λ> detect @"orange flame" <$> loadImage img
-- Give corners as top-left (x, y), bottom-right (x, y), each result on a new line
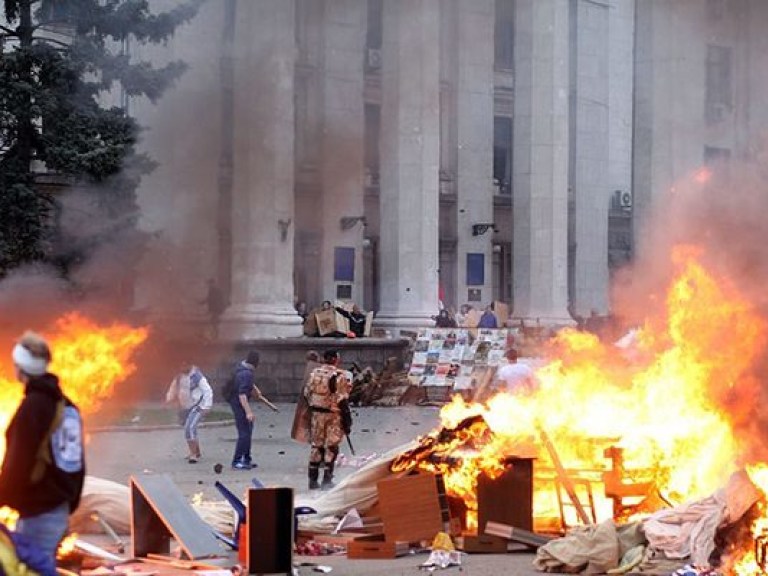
top-left (0, 312), bottom-right (148, 467)
top-left (56, 532), bottom-right (79, 559)
top-left (395, 246), bottom-right (767, 532)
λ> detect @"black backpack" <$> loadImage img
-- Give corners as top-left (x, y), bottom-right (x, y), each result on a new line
top-left (221, 374), bottom-right (236, 401)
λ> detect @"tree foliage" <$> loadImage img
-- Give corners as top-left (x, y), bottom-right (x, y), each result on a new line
top-left (0, 0), bottom-right (202, 275)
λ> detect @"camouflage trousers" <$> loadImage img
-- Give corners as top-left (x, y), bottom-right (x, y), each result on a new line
top-left (310, 411), bottom-right (344, 464)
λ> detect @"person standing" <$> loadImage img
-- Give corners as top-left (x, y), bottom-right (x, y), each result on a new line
top-left (302, 350), bottom-right (352, 490)
top-left (0, 331), bottom-right (85, 566)
top-left (495, 348), bottom-right (537, 394)
top-left (224, 351), bottom-right (263, 470)
top-left (165, 362), bottom-right (213, 463)
top-left (478, 304), bottom-right (499, 328)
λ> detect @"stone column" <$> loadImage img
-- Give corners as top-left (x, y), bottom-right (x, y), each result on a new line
top-left (320, 0), bottom-right (366, 305)
top-left (455, 0), bottom-right (495, 310)
top-left (512, 0), bottom-right (572, 324)
top-left (375, 0), bottom-right (441, 330)
top-left (219, 0), bottom-right (302, 339)
top-left (571, 0), bottom-right (610, 316)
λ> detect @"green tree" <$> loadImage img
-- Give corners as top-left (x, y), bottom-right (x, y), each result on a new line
top-left (0, 0), bottom-right (202, 276)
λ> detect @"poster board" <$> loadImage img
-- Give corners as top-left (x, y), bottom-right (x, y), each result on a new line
top-left (364, 311), bottom-right (374, 337)
top-left (408, 328), bottom-right (509, 389)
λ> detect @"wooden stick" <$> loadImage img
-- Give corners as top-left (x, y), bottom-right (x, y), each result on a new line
top-left (537, 427), bottom-right (591, 525)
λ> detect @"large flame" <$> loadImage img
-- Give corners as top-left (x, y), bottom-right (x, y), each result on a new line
top-left (0, 312), bottom-right (149, 458)
top-left (394, 246), bottom-right (767, 531)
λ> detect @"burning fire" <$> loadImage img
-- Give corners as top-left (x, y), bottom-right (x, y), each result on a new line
top-left (729, 465), bottom-right (768, 574)
top-left (394, 246), bottom-right (767, 532)
top-left (0, 312), bottom-right (148, 460)
top-left (56, 533), bottom-right (79, 559)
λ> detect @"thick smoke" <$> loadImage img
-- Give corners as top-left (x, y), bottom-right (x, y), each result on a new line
top-left (611, 150), bottom-right (768, 464)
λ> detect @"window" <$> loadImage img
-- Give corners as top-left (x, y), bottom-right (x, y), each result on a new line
top-left (494, 0), bottom-right (515, 70)
top-left (705, 45), bottom-right (732, 124)
top-left (493, 116), bottom-right (513, 195)
top-left (334, 247), bottom-right (355, 282)
top-left (467, 253), bottom-right (485, 286)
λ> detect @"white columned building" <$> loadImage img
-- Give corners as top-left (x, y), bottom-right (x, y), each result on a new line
top-left (219, 0), bottom-right (302, 339)
top-left (455, 0), bottom-right (495, 310)
top-left (511, 0), bottom-right (572, 324)
top-left (375, 0), bottom-right (441, 331)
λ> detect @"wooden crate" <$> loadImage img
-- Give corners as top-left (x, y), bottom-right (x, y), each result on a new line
top-left (377, 473), bottom-right (453, 542)
top-left (346, 534), bottom-right (409, 559)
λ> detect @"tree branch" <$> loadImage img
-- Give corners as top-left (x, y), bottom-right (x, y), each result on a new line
top-left (0, 25), bottom-right (17, 36)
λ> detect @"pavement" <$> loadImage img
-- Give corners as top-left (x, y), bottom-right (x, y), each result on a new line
top-left (86, 402), bottom-right (544, 576)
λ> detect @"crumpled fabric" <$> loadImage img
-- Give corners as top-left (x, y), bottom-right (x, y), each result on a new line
top-left (533, 520), bottom-right (646, 574)
top-left (642, 470), bottom-right (760, 566)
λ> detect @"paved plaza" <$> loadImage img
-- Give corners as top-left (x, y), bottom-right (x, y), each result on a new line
top-left (87, 402), bottom-right (545, 575)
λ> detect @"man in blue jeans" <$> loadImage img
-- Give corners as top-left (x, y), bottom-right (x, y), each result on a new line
top-left (226, 350), bottom-right (263, 469)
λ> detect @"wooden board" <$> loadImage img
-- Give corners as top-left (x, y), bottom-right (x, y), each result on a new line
top-left (245, 487), bottom-right (294, 574)
top-left (130, 473), bottom-right (223, 560)
top-left (477, 458), bottom-right (534, 534)
top-left (377, 473), bottom-right (453, 543)
top-left (455, 534), bottom-right (508, 554)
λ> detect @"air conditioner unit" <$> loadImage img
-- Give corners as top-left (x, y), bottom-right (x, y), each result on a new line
top-left (367, 48), bottom-right (382, 70)
top-left (619, 191), bottom-right (633, 208)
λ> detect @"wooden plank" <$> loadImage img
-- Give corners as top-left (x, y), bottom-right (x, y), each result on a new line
top-left (130, 473), bottom-right (223, 560)
top-left (537, 429), bottom-right (591, 525)
top-left (377, 473), bottom-right (453, 542)
top-left (477, 458), bottom-right (534, 533)
top-left (484, 521), bottom-right (553, 548)
top-left (245, 487), bottom-right (294, 575)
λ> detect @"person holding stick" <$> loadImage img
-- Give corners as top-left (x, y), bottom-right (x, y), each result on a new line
top-left (223, 350), bottom-right (277, 470)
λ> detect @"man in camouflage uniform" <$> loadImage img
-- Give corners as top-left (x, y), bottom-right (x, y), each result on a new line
top-left (303, 350), bottom-right (352, 490)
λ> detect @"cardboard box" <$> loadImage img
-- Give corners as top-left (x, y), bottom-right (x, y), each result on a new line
top-left (315, 309), bottom-right (347, 336)
top-left (493, 301), bottom-right (509, 328)
top-left (455, 534), bottom-right (508, 554)
top-left (377, 473), bottom-right (454, 543)
top-left (346, 534), bottom-right (409, 559)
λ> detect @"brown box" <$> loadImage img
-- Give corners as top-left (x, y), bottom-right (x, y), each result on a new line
top-left (377, 473), bottom-right (454, 542)
top-left (455, 534), bottom-right (508, 554)
top-left (316, 309), bottom-right (347, 336)
top-left (493, 301), bottom-right (509, 328)
top-left (346, 534), bottom-right (409, 559)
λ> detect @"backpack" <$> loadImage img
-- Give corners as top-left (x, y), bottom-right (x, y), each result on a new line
top-left (32, 399), bottom-right (84, 482)
top-left (221, 374), bottom-right (236, 401)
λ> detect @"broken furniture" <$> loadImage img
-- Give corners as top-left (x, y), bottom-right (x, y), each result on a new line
top-left (603, 446), bottom-right (656, 520)
top-left (377, 472), bottom-right (456, 542)
top-left (214, 480), bottom-right (315, 550)
top-left (245, 487), bottom-right (294, 575)
top-left (130, 473), bottom-right (223, 560)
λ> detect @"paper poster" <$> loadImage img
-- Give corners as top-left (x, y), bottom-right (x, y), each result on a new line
top-left (408, 328), bottom-right (509, 388)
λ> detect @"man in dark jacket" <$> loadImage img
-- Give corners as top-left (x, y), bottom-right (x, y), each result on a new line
top-left (335, 304), bottom-right (367, 338)
top-left (225, 350), bottom-right (263, 469)
top-left (0, 331), bottom-right (85, 566)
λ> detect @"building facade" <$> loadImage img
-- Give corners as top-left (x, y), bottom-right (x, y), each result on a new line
top-left (129, 0), bottom-right (768, 339)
